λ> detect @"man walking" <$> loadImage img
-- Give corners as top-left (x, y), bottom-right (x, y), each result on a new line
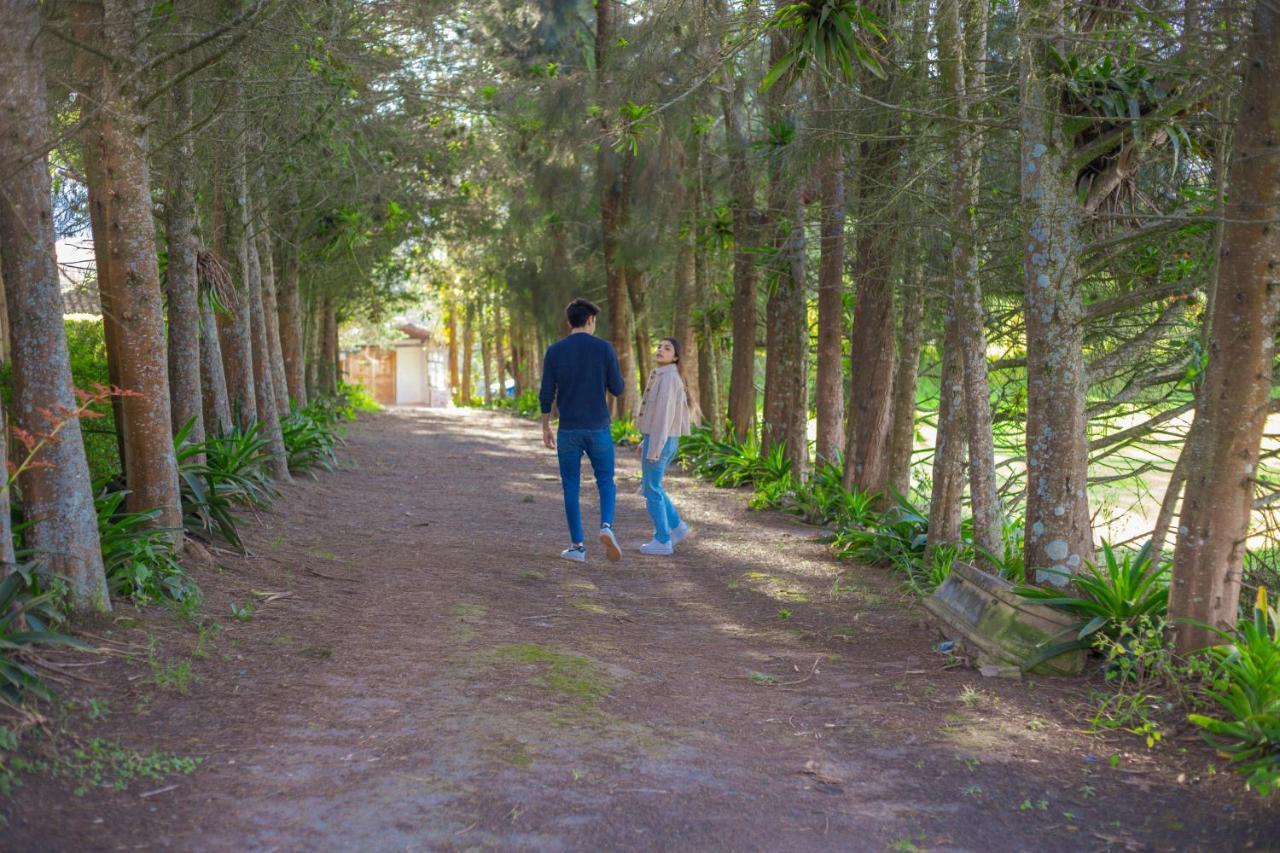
top-left (540, 298), bottom-right (625, 562)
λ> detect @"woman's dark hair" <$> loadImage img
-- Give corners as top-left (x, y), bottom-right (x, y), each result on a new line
top-left (565, 298), bottom-right (601, 329)
top-left (659, 337), bottom-right (691, 407)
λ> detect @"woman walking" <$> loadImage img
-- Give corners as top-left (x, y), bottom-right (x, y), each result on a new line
top-left (635, 337), bottom-right (693, 555)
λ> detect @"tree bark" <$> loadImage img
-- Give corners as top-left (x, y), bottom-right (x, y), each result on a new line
top-left (462, 302), bottom-right (475, 403)
top-left (721, 72), bottom-right (759, 441)
top-left (481, 301), bottom-right (494, 404)
top-left (218, 148), bottom-right (257, 426)
top-left (1170, 0), bottom-right (1280, 653)
top-left (943, 0), bottom-right (1002, 567)
top-left (815, 86), bottom-right (845, 464)
top-left (1019, 0), bottom-right (1093, 585)
top-left (316, 296), bottom-right (338, 397)
top-left (843, 14), bottom-right (904, 496)
top-left (927, 309), bottom-right (967, 556)
top-left (1, 1), bottom-right (109, 606)
top-left (693, 128), bottom-right (721, 433)
top-left (448, 300), bottom-right (460, 402)
top-left (163, 73), bottom-right (204, 448)
top-left (887, 263), bottom-right (924, 498)
top-left (244, 189), bottom-right (290, 480)
top-left (596, 0), bottom-right (640, 418)
top-left (75, 0), bottom-right (183, 538)
top-left (629, 268), bottom-right (655, 386)
top-left (673, 217), bottom-right (703, 425)
top-left (255, 205), bottom-right (290, 418)
top-left (199, 292), bottom-right (232, 436)
top-left (761, 48), bottom-right (808, 475)
top-left (276, 187), bottom-right (307, 408)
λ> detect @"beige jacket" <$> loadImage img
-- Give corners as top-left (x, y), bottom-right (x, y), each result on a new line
top-left (636, 364), bottom-right (691, 460)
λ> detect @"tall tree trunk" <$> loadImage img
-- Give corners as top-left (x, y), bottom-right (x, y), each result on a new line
top-left (276, 187), bottom-right (307, 407)
top-left (887, 262), bottom-right (924, 498)
top-left (244, 188), bottom-right (290, 480)
top-left (304, 293), bottom-right (320, 399)
top-left (843, 12), bottom-right (904, 496)
top-left (0, 2), bottom-right (109, 606)
top-left (721, 71), bottom-right (759, 441)
top-left (927, 311), bottom-right (967, 556)
top-left (481, 302), bottom-right (494, 404)
top-left (0, 396), bottom-right (12, 571)
top-left (447, 300), bottom-right (460, 402)
top-left (1019, 0), bottom-right (1093, 585)
top-left (695, 242), bottom-right (721, 435)
top-left (596, 0), bottom-right (640, 418)
top-left (462, 302), bottom-right (475, 404)
top-left (762, 48), bottom-right (808, 475)
top-left (629, 268), bottom-right (655, 385)
top-left (319, 297), bottom-right (338, 397)
top-left (163, 72), bottom-right (204, 448)
top-left (1170, 0), bottom-right (1280, 653)
top-left (218, 138), bottom-right (257, 426)
top-left (943, 0), bottom-right (1001, 567)
top-left (200, 293), bottom-right (232, 436)
top-left (75, 0), bottom-right (182, 538)
top-left (815, 86), bottom-right (845, 464)
top-left (255, 206), bottom-right (290, 418)
top-left (672, 218), bottom-right (703, 425)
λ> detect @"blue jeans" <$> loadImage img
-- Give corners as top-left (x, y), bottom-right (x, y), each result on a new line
top-left (557, 428), bottom-right (616, 545)
top-left (641, 435), bottom-right (682, 543)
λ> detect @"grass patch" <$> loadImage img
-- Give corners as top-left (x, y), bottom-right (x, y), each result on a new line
top-left (493, 643), bottom-right (612, 705)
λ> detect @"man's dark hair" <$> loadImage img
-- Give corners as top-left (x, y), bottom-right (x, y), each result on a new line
top-left (565, 298), bottom-right (601, 329)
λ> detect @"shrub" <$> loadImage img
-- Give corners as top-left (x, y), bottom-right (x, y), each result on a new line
top-left (335, 381), bottom-right (382, 418)
top-left (832, 492), bottom-right (928, 578)
top-left (281, 406), bottom-right (342, 475)
top-left (1016, 542), bottom-right (1169, 669)
top-left (63, 319), bottom-right (120, 482)
top-left (1189, 587), bottom-right (1280, 797)
top-left (95, 489), bottom-right (199, 612)
top-left (175, 419), bottom-right (274, 550)
top-left (611, 416), bottom-right (642, 446)
top-left (0, 564), bottom-right (89, 703)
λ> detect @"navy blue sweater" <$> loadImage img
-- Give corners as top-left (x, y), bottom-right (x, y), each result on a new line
top-left (539, 332), bottom-right (625, 431)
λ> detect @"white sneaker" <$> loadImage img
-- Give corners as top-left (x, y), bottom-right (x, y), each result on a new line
top-left (561, 545), bottom-right (586, 562)
top-left (670, 521), bottom-right (690, 545)
top-left (639, 539), bottom-right (673, 555)
top-left (598, 526), bottom-right (622, 562)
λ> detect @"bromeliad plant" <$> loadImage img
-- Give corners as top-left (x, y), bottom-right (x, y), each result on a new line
top-left (0, 565), bottom-right (89, 703)
top-left (1016, 542), bottom-right (1169, 670)
top-left (281, 406), bottom-right (342, 476)
top-left (175, 419), bottom-right (274, 550)
top-left (1189, 587), bottom-right (1280, 797)
top-left (94, 489), bottom-right (199, 612)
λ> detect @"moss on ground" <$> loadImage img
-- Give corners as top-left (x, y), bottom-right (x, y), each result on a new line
top-left (492, 644), bottom-right (612, 706)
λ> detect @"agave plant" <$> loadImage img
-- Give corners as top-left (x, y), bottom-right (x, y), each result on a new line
top-left (1017, 542), bottom-right (1169, 669)
top-left (1188, 587), bottom-right (1280, 797)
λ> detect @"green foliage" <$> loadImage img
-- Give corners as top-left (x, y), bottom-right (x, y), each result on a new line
top-left (95, 489), bottom-right (200, 612)
top-left (175, 419), bottom-right (274, 551)
top-left (610, 416), bottom-right (641, 446)
top-left (0, 565), bottom-right (90, 704)
top-left (61, 319), bottom-right (120, 483)
top-left (281, 405), bottom-right (342, 475)
top-left (675, 426), bottom-right (778, 488)
top-left (783, 459), bottom-right (879, 528)
top-left (1189, 588), bottom-right (1280, 797)
top-left (833, 493), bottom-right (928, 576)
top-left (1016, 542), bottom-right (1169, 669)
top-left (763, 0), bottom-right (888, 91)
top-left (335, 380), bottom-right (382, 417)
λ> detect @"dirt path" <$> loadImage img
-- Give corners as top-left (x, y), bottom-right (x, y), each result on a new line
top-left (9, 408), bottom-right (1278, 851)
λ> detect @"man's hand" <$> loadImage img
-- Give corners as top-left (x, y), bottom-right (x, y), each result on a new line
top-left (541, 414), bottom-right (556, 450)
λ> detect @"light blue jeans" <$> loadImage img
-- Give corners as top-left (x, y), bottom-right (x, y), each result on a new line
top-left (557, 428), bottom-right (616, 545)
top-left (641, 435), bottom-right (682, 543)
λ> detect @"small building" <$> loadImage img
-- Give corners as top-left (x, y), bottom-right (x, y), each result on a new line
top-left (340, 323), bottom-right (450, 407)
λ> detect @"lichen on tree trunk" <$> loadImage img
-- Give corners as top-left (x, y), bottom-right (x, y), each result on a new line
top-left (1018, 0), bottom-right (1093, 585)
top-left (1, 1), bottom-right (109, 607)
